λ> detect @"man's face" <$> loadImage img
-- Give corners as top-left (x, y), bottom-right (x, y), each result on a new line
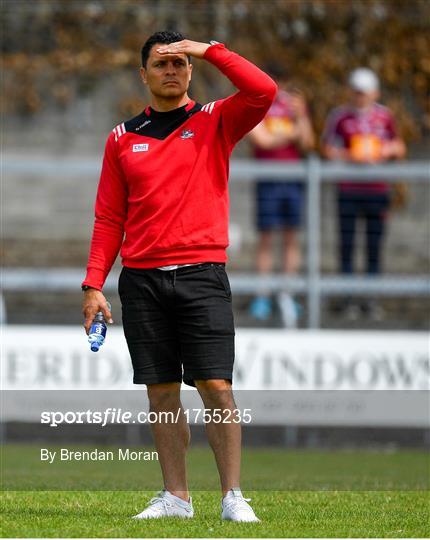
top-left (350, 89), bottom-right (379, 109)
top-left (140, 43), bottom-right (192, 99)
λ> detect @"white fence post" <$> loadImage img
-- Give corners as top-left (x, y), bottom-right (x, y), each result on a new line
top-left (0, 293), bottom-right (6, 325)
top-left (306, 155), bottom-right (321, 328)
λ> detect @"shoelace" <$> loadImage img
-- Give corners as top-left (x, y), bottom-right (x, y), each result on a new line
top-left (147, 495), bottom-right (173, 514)
top-left (223, 496), bottom-right (253, 513)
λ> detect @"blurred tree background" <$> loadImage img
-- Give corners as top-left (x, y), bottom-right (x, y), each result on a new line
top-left (2, 0), bottom-right (429, 152)
top-left (1, 0), bottom-right (429, 327)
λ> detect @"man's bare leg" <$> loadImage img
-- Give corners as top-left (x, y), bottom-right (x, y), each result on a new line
top-left (147, 382), bottom-right (190, 501)
top-left (256, 230), bottom-right (274, 274)
top-left (194, 379), bottom-right (241, 496)
top-left (282, 227), bottom-right (301, 274)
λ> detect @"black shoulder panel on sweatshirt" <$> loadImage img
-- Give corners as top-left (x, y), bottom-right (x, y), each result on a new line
top-left (124, 103), bottom-right (202, 140)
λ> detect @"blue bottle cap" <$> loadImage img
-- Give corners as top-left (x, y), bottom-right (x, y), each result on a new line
top-left (90, 342), bottom-right (100, 352)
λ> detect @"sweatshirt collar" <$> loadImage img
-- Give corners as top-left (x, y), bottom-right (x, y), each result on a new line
top-left (145, 100), bottom-right (195, 117)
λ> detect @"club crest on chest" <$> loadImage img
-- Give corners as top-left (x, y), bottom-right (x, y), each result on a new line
top-left (180, 129), bottom-right (195, 139)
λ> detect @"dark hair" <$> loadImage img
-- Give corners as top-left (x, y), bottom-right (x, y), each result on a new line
top-left (141, 30), bottom-right (189, 67)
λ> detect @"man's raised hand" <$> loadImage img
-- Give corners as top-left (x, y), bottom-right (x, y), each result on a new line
top-left (156, 40), bottom-right (211, 59)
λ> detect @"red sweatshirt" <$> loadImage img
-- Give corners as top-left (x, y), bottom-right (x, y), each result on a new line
top-left (83, 43), bottom-right (277, 290)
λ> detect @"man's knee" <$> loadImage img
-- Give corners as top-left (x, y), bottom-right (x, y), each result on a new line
top-left (147, 382), bottom-right (181, 411)
top-left (195, 379), bottom-right (234, 408)
top-left (195, 379), bottom-right (231, 391)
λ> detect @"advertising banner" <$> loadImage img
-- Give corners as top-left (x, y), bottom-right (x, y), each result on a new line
top-left (2, 326), bottom-right (428, 391)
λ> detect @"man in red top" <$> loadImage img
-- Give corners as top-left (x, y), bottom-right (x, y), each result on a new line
top-left (82, 31), bottom-right (276, 521)
top-left (248, 65), bottom-right (314, 326)
top-left (322, 68), bottom-right (406, 319)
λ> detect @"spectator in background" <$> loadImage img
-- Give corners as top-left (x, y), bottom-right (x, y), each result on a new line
top-left (322, 68), bottom-right (406, 320)
top-left (247, 65), bottom-right (314, 327)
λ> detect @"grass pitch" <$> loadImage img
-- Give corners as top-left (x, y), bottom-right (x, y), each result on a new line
top-left (2, 445), bottom-right (428, 491)
top-left (2, 490), bottom-right (429, 538)
top-left (1, 445), bottom-right (429, 537)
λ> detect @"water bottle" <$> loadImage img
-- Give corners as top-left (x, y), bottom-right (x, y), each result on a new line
top-left (88, 302), bottom-right (111, 352)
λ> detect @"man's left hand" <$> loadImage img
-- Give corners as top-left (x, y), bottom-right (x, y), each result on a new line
top-left (156, 40), bottom-right (211, 59)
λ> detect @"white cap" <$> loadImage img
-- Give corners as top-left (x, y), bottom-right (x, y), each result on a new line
top-left (348, 68), bottom-right (379, 93)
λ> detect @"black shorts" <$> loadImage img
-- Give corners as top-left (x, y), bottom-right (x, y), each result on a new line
top-left (118, 263), bottom-right (235, 387)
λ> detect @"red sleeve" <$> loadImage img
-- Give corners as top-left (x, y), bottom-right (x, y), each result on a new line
top-left (203, 43), bottom-right (277, 146)
top-left (82, 131), bottom-right (128, 290)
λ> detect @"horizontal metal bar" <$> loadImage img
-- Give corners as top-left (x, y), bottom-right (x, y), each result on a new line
top-left (3, 156), bottom-right (430, 181)
top-left (2, 269), bottom-right (429, 296)
top-left (230, 274), bottom-right (430, 296)
top-left (231, 160), bottom-right (430, 181)
top-left (318, 276), bottom-right (430, 296)
top-left (230, 161), bottom-right (307, 179)
top-left (318, 161), bottom-right (430, 180)
top-left (3, 158), bottom-right (101, 175)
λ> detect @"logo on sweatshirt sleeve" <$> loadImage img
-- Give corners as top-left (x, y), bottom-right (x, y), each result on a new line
top-left (133, 143), bottom-right (149, 152)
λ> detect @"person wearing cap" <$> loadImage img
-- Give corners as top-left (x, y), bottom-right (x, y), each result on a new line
top-left (322, 68), bottom-right (406, 320)
top-left (247, 65), bottom-right (315, 326)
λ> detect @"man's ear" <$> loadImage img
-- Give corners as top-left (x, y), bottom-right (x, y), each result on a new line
top-left (188, 63), bottom-right (193, 83)
top-left (140, 67), bottom-right (147, 85)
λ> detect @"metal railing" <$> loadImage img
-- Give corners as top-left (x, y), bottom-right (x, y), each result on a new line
top-left (2, 156), bottom-right (430, 327)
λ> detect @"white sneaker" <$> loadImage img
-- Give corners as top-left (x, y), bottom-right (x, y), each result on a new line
top-left (132, 490), bottom-right (194, 519)
top-left (221, 488), bottom-right (260, 522)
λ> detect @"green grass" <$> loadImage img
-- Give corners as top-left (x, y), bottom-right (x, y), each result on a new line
top-left (1, 445), bottom-right (429, 537)
top-left (2, 445), bottom-right (428, 491)
top-left (1, 490), bottom-right (429, 537)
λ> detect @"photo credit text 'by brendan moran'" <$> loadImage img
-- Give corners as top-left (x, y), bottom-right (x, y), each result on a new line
top-left (40, 448), bottom-right (159, 463)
